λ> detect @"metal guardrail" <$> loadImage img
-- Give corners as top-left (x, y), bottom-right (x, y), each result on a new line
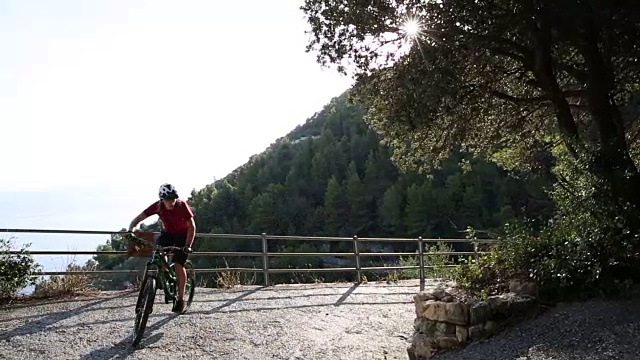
top-left (1, 228), bottom-right (497, 291)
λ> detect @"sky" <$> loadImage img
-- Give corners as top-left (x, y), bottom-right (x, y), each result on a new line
top-left (0, 0), bottom-right (354, 271)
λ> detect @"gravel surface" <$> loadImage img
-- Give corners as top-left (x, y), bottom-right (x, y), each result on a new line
top-left (4, 280), bottom-right (640, 360)
top-left (0, 280), bottom-right (424, 360)
top-left (434, 297), bottom-right (640, 360)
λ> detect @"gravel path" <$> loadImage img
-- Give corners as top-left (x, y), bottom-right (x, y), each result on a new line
top-left (0, 280), bottom-right (424, 360)
top-left (4, 280), bottom-right (640, 360)
top-left (434, 297), bottom-right (640, 360)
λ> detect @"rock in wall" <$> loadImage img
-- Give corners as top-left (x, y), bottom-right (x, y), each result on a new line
top-left (407, 280), bottom-right (538, 359)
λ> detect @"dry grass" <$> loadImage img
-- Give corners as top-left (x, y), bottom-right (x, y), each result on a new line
top-left (214, 258), bottom-right (257, 289)
top-left (33, 256), bottom-right (98, 298)
top-left (215, 270), bottom-right (242, 289)
top-left (33, 274), bottom-right (98, 298)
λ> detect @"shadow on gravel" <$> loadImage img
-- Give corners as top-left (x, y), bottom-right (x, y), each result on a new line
top-left (191, 300), bottom-right (413, 315)
top-left (191, 283), bottom-right (413, 314)
top-left (0, 295), bottom-right (119, 341)
top-left (1, 291), bottom-right (137, 311)
top-left (335, 283), bottom-right (359, 305)
top-left (44, 311), bottom-right (171, 332)
top-left (210, 286), bottom-right (266, 312)
top-left (193, 290), bottom-right (416, 304)
top-left (0, 303), bottom-right (136, 324)
top-left (78, 313), bottom-right (178, 360)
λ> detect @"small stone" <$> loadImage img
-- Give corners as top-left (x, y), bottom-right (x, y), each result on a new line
top-left (410, 333), bottom-right (436, 359)
top-left (486, 295), bottom-right (511, 316)
top-left (469, 301), bottom-right (491, 325)
top-left (455, 325), bottom-right (468, 343)
top-left (468, 324), bottom-right (485, 341)
top-left (421, 301), bottom-right (469, 326)
top-left (432, 288), bottom-right (447, 300)
top-left (414, 317), bottom-right (438, 337)
top-left (435, 322), bottom-right (456, 336)
top-left (407, 347), bottom-right (417, 360)
top-left (415, 291), bottom-right (436, 302)
top-left (484, 320), bottom-right (498, 334)
top-left (434, 335), bottom-right (460, 349)
top-left (507, 294), bottom-right (537, 315)
top-left (509, 279), bottom-right (538, 297)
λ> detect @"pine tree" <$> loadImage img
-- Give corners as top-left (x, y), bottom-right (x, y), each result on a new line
top-left (323, 176), bottom-right (346, 236)
top-left (380, 183), bottom-right (404, 236)
top-left (345, 161), bottom-right (369, 236)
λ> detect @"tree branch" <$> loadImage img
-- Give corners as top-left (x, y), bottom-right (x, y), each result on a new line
top-left (492, 90), bottom-right (588, 105)
top-left (492, 91), bottom-right (547, 104)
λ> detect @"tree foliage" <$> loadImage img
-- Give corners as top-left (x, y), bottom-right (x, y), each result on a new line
top-left (301, 1), bottom-right (640, 298)
top-left (301, 0), bottom-right (640, 213)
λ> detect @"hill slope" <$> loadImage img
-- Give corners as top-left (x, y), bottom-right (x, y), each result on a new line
top-left (86, 91), bottom-right (555, 287)
top-left (188, 91), bottom-right (554, 239)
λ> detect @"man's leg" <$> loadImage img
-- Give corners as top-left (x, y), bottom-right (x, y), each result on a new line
top-left (175, 263), bottom-right (186, 301)
top-left (156, 232), bottom-right (170, 273)
top-left (172, 235), bottom-right (188, 313)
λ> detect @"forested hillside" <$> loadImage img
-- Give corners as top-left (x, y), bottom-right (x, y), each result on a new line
top-left (87, 91), bottom-right (554, 288)
top-left (188, 92), bottom-right (554, 238)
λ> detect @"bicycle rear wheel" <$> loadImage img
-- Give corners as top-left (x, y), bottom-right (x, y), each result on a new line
top-left (132, 275), bottom-right (157, 347)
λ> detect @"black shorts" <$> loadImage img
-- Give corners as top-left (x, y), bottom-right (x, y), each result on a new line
top-left (156, 231), bottom-right (188, 266)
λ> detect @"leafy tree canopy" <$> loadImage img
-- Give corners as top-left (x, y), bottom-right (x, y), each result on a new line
top-left (301, 0), bottom-right (640, 211)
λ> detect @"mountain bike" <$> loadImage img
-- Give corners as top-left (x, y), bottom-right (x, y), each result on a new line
top-left (125, 233), bottom-right (196, 347)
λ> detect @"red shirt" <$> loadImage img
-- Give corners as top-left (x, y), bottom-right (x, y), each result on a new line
top-left (143, 199), bottom-right (194, 236)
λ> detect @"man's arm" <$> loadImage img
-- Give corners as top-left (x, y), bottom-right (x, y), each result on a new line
top-left (184, 201), bottom-right (196, 247)
top-left (129, 212), bottom-right (150, 232)
top-left (129, 202), bottom-right (158, 231)
top-left (186, 217), bottom-right (196, 247)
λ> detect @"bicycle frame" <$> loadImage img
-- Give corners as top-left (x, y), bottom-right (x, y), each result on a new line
top-left (145, 245), bottom-right (182, 303)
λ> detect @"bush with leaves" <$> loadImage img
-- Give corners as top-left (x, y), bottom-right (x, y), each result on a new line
top-left (0, 238), bottom-right (41, 299)
top-left (454, 153), bottom-right (640, 302)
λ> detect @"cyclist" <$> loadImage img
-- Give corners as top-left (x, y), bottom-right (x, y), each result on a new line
top-left (128, 183), bottom-right (196, 313)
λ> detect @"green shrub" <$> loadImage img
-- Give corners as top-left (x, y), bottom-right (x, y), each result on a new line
top-left (424, 242), bottom-right (455, 279)
top-left (453, 144), bottom-right (640, 302)
top-left (395, 242), bottom-right (455, 280)
top-left (0, 238), bottom-right (42, 299)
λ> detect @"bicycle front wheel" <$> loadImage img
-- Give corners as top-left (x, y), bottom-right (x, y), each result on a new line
top-left (184, 261), bottom-right (196, 312)
top-left (132, 275), bottom-right (157, 347)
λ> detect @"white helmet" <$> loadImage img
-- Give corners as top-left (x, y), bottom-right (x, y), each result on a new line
top-left (158, 183), bottom-right (179, 200)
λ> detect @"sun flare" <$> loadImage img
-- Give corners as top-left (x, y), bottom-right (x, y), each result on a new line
top-left (402, 18), bottom-right (421, 38)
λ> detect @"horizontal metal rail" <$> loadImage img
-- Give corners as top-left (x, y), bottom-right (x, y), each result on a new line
top-left (36, 264), bottom-right (458, 276)
top-left (0, 228), bottom-right (497, 243)
top-left (13, 250), bottom-right (486, 257)
top-left (2, 228), bottom-right (498, 291)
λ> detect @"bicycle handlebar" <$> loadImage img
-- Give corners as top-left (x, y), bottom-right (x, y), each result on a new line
top-left (158, 246), bottom-right (182, 251)
top-left (125, 232), bottom-right (191, 253)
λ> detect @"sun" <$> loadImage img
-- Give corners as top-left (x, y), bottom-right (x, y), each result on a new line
top-left (402, 18), bottom-right (421, 38)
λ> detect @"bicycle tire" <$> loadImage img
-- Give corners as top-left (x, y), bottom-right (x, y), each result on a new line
top-left (184, 261), bottom-right (196, 312)
top-left (133, 273), bottom-right (148, 315)
top-left (132, 276), bottom-right (157, 347)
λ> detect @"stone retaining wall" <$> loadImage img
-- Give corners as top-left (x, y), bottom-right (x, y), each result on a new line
top-left (407, 281), bottom-right (538, 359)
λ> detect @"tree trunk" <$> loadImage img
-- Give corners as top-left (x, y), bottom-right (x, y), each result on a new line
top-left (580, 9), bottom-right (640, 212)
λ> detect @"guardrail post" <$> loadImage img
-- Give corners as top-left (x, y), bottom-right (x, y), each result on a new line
top-left (473, 241), bottom-right (479, 263)
top-left (418, 236), bottom-right (425, 292)
top-left (261, 232), bottom-right (270, 286)
top-left (353, 235), bottom-right (361, 283)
